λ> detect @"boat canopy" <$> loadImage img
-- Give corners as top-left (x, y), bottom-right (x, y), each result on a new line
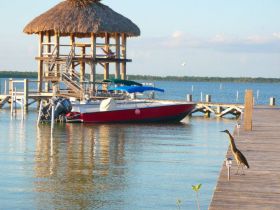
top-left (108, 86), bottom-right (165, 93)
top-left (103, 79), bottom-right (143, 86)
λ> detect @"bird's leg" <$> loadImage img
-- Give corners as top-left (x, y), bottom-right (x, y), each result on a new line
top-left (241, 165), bottom-right (245, 175)
top-left (235, 164), bottom-right (240, 175)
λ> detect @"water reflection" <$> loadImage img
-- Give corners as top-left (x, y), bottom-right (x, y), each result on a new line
top-left (34, 124), bottom-right (127, 209)
top-left (0, 110), bottom-right (234, 209)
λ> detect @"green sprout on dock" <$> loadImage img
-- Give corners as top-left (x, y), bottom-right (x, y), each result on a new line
top-left (192, 183), bottom-right (202, 210)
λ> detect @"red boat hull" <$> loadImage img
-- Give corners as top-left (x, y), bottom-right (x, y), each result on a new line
top-left (66, 103), bottom-right (195, 123)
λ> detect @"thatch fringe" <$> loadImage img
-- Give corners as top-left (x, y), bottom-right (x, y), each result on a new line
top-left (23, 0), bottom-right (140, 37)
top-left (67, 0), bottom-right (101, 7)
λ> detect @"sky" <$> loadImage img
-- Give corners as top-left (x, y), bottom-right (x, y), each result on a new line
top-left (0, 0), bottom-right (280, 78)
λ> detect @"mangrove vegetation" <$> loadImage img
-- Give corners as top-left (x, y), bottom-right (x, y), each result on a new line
top-left (0, 71), bottom-right (279, 83)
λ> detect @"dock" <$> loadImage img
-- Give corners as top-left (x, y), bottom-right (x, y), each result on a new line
top-left (209, 107), bottom-right (280, 209)
top-left (192, 102), bottom-right (244, 118)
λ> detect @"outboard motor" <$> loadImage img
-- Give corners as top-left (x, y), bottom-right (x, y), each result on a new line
top-left (54, 98), bottom-right (72, 119)
top-left (39, 97), bottom-right (72, 122)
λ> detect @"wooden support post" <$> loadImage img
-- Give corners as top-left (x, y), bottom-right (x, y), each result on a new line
top-left (104, 33), bottom-right (110, 80)
top-left (24, 79), bottom-right (29, 112)
top-left (244, 90), bottom-right (253, 131)
top-left (52, 82), bottom-right (59, 96)
top-left (206, 94), bottom-right (211, 103)
top-left (53, 33), bottom-right (60, 95)
top-left (38, 32), bottom-right (44, 93)
top-left (269, 97), bottom-right (276, 106)
top-left (54, 33), bottom-right (60, 76)
top-left (186, 94), bottom-right (192, 102)
top-left (90, 63), bottom-right (96, 96)
top-left (80, 46), bottom-right (86, 83)
top-left (10, 87), bottom-right (14, 115)
top-left (216, 106), bottom-right (222, 114)
top-left (9, 78), bottom-right (13, 95)
top-left (205, 111), bottom-right (211, 118)
top-left (4, 80), bottom-right (7, 95)
top-left (90, 33), bottom-right (96, 95)
top-left (45, 32), bottom-right (52, 93)
top-left (115, 33), bottom-right (121, 79)
top-left (70, 34), bottom-right (75, 78)
top-left (121, 33), bottom-right (127, 80)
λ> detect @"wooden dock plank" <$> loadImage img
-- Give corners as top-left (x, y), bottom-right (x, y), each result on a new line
top-left (209, 107), bottom-right (280, 210)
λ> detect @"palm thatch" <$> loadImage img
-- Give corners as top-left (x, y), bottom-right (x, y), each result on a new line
top-left (23, 0), bottom-right (140, 37)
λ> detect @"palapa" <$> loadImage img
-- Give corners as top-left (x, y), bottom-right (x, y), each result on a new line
top-left (23, 0), bottom-right (140, 37)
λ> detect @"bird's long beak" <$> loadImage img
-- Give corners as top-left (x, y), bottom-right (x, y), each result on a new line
top-left (220, 130), bottom-right (227, 133)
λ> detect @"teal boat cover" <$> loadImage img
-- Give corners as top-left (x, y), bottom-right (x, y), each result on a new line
top-left (108, 86), bottom-right (164, 93)
top-left (103, 79), bottom-right (143, 86)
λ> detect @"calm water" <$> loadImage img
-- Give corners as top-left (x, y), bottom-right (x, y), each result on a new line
top-left (0, 80), bottom-right (279, 209)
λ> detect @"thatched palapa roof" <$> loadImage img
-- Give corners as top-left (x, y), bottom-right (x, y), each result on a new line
top-left (23, 0), bottom-right (140, 37)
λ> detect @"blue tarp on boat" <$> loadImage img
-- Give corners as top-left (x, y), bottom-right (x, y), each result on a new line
top-left (108, 86), bottom-right (165, 93)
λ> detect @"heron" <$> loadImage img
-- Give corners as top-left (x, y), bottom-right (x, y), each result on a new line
top-left (221, 129), bottom-right (249, 175)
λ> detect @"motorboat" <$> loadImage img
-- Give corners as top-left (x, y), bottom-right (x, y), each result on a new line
top-left (65, 86), bottom-right (196, 123)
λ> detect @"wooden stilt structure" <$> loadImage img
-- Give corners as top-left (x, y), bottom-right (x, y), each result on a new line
top-left (22, 0), bottom-right (140, 100)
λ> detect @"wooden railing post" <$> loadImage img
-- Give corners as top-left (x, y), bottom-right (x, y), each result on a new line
top-left (38, 32), bottom-right (44, 93)
top-left (121, 33), bottom-right (127, 80)
top-left (104, 33), bottom-right (110, 80)
top-left (115, 33), bottom-right (121, 79)
top-left (244, 90), bottom-right (253, 131)
top-left (90, 33), bottom-right (96, 96)
top-left (24, 79), bottom-right (29, 112)
top-left (9, 78), bottom-right (13, 95)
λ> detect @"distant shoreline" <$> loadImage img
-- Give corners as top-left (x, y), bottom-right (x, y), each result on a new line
top-left (0, 71), bottom-right (279, 83)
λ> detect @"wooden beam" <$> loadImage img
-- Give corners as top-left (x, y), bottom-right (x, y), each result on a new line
top-left (45, 32), bottom-right (52, 92)
top-left (38, 32), bottom-right (44, 93)
top-left (244, 89), bottom-right (253, 131)
top-left (24, 79), bottom-right (29, 112)
top-left (47, 32), bottom-right (52, 54)
top-left (90, 33), bottom-right (97, 95)
top-left (104, 33), bottom-right (110, 80)
top-left (9, 78), bottom-right (13, 95)
top-left (80, 46), bottom-right (86, 83)
top-left (70, 33), bottom-right (75, 78)
top-left (91, 33), bottom-right (96, 59)
top-left (54, 33), bottom-right (60, 57)
top-left (121, 33), bottom-right (127, 80)
top-left (115, 33), bottom-right (120, 79)
top-left (53, 33), bottom-right (60, 95)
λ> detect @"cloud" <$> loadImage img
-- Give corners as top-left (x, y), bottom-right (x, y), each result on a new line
top-left (130, 31), bottom-right (280, 55)
top-left (178, 32), bottom-right (280, 53)
top-left (172, 31), bottom-right (184, 39)
top-left (272, 32), bottom-right (280, 39)
top-left (245, 35), bottom-right (270, 44)
top-left (210, 33), bottom-right (235, 44)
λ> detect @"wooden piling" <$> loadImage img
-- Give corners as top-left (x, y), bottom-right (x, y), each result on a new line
top-left (24, 79), bottom-right (29, 112)
top-left (206, 94), bottom-right (211, 103)
top-left (90, 33), bottom-right (96, 96)
top-left (9, 79), bottom-right (13, 95)
top-left (38, 32), bottom-right (44, 93)
top-left (4, 80), bottom-right (7, 95)
top-left (115, 33), bottom-right (121, 79)
top-left (121, 33), bottom-right (127, 80)
top-left (104, 33), bottom-right (110, 80)
top-left (269, 97), bottom-right (276, 106)
top-left (186, 94), bottom-right (192, 102)
top-left (244, 90), bottom-right (253, 131)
